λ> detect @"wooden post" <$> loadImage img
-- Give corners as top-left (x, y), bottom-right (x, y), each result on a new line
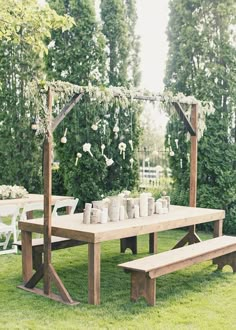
top-left (43, 87), bottom-right (53, 295)
top-left (189, 104), bottom-right (198, 207)
top-left (172, 103), bottom-right (200, 249)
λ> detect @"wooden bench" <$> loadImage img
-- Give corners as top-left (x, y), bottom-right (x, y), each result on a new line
top-left (15, 237), bottom-right (86, 270)
top-left (118, 235), bottom-right (236, 306)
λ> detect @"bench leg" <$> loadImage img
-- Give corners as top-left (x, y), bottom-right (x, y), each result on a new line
top-left (130, 271), bottom-right (156, 306)
top-left (120, 237), bottom-right (137, 254)
top-left (214, 252), bottom-right (236, 272)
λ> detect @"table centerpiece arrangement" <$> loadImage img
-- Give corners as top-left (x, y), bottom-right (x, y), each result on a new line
top-left (82, 190), bottom-right (171, 224)
top-left (0, 185), bottom-right (28, 200)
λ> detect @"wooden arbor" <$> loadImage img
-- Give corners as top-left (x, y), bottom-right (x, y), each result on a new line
top-left (20, 83), bottom-right (199, 305)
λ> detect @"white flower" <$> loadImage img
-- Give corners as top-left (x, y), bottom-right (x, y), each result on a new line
top-left (83, 143), bottom-right (93, 157)
top-left (91, 124), bottom-right (98, 131)
top-left (104, 154), bottom-right (114, 167)
top-left (113, 125), bottom-right (119, 133)
top-left (118, 142), bottom-right (126, 152)
top-left (48, 40), bottom-right (55, 49)
top-left (106, 158), bottom-right (114, 166)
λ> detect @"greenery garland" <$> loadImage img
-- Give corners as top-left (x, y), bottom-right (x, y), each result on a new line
top-left (27, 80), bottom-right (215, 140)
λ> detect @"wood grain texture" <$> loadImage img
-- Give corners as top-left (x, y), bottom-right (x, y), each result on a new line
top-left (118, 236), bottom-right (236, 275)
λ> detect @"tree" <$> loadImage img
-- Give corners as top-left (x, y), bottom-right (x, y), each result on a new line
top-left (101, 0), bottom-right (141, 192)
top-left (0, 0), bottom-right (74, 191)
top-left (47, 0), bottom-right (108, 208)
top-left (164, 0), bottom-right (236, 233)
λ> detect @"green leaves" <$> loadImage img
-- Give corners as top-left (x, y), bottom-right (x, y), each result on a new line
top-left (0, 0), bottom-right (74, 57)
top-left (166, 0), bottom-right (236, 233)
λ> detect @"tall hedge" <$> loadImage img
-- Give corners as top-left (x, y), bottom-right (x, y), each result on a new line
top-left (164, 0), bottom-right (236, 233)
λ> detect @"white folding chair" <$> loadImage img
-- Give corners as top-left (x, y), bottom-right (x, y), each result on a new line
top-left (0, 205), bottom-right (20, 255)
top-left (19, 202), bottom-right (44, 239)
top-left (52, 198), bottom-right (79, 217)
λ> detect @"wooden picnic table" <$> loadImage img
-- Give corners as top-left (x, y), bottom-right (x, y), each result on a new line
top-left (18, 205), bottom-right (225, 305)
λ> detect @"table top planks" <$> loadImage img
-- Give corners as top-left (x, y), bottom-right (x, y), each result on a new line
top-left (19, 205), bottom-right (225, 243)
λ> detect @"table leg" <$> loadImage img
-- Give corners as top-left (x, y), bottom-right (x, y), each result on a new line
top-left (149, 233), bottom-right (157, 254)
top-left (21, 230), bottom-right (33, 283)
top-left (88, 242), bottom-right (100, 305)
top-left (213, 219), bottom-right (223, 238)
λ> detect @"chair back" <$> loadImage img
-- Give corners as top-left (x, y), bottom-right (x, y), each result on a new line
top-left (52, 198), bottom-right (78, 216)
top-left (20, 202), bottom-right (44, 221)
top-left (0, 204), bottom-right (19, 253)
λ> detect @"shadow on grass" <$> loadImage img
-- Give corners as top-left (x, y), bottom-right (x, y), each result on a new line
top-left (11, 231), bottom-right (235, 318)
top-left (43, 244), bottom-right (235, 315)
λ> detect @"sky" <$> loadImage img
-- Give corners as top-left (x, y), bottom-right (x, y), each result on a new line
top-left (136, 0), bottom-right (170, 93)
top-left (136, 0), bottom-right (170, 130)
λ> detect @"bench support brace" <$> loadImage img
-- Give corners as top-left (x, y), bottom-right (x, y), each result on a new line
top-left (120, 237), bottom-right (137, 254)
top-left (214, 252), bottom-right (236, 272)
top-left (172, 228), bottom-right (201, 249)
top-left (130, 271), bottom-right (156, 306)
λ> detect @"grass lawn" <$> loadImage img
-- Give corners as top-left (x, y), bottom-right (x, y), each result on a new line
top-left (1, 229), bottom-right (236, 330)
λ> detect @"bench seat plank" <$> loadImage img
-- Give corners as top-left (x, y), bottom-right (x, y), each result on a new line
top-left (119, 236), bottom-right (236, 276)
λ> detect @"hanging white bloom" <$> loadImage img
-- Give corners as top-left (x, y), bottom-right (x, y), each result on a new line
top-left (48, 40), bottom-right (55, 49)
top-left (118, 142), bottom-right (126, 159)
top-left (61, 70), bottom-right (68, 78)
top-left (113, 125), bottom-right (119, 139)
top-left (104, 155), bottom-right (114, 167)
top-left (129, 158), bottom-right (134, 168)
top-left (101, 144), bottom-right (105, 155)
top-left (129, 140), bottom-right (133, 151)
top-left (168, 134), bottom-right (171, 145)
top-left (91, 119), bottom-right (101, 131)
top-left (61, 128), bottom-right (68, 144)
top-left (180, 159), bottom-right (183, 168)
top-left (113, 125), bottom-right (119, 133)
top-left (91, 124), bottom-right (98, 131)
top-left (170, 150), bottom-right (175, 156)
top-left (83, 143), bottom-right (93, 157)
top-left (175, 139), bottom-right (179, 149)
top-left (75, 152), bottom-right (82, 166)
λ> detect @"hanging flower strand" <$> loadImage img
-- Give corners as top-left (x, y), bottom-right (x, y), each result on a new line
top-left (103, 154), bottom-right (114, 167)
top-left (91, 119), bottom-right (101, 131)
top-left (175, 138), bottom-right (179, 149)
top-left (83, 143), bottom-right (93, 157)
top-left (61, 128), bottom-right (68, 144)
top-left (168, 134), bottom-right (171, 145)
top-left (75, 152), bottom-right (82, 166)
top-left (129, 139), bottom-right (133, 151)
top-left (129, 158), bottom-right (134, 169)
top-left (113, 125), bottom-right (119, 139)
top-left (101, 144), bottom-right (105, 155)
top-left (118, 142), bottom-right (126, 159)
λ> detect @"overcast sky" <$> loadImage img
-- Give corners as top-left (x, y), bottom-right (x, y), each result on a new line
top-left (136, 0), bottom-right (170, 92)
